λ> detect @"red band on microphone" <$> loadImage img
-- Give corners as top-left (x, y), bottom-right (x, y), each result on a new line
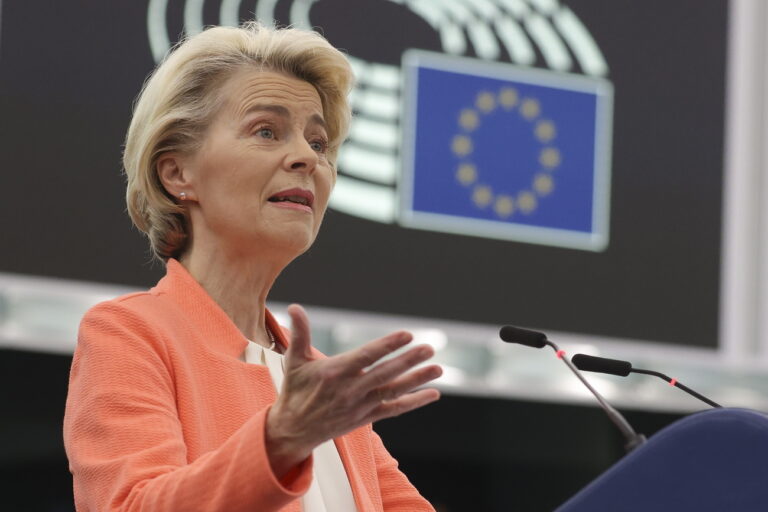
top-left (670, 378), bottom-right (678, 386)
top-left (556, 349), bottom-right (566, 359)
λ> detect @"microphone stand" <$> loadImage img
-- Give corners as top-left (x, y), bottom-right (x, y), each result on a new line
top-left (630, 368), bottom-right (722, 409)
top-left (544, 340), bottom-right (647, 453)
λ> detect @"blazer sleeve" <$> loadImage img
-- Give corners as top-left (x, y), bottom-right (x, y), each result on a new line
top-left (63, 301), bottom-right (312, 512)
top-left (371, 428), bottom-right (435, 511)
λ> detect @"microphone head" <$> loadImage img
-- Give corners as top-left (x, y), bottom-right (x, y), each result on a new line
top-left (499, 325), bottom-right (548, 348)
top-left (572, 354), bottom-right (632, 377)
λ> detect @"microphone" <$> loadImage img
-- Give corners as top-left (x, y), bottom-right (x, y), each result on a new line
top-left (572, 354), bottom-right (722, 409)
top-left (499, 325), bottom-right (547, 348)
top-left (500, 325), bottom-right (646, 453)
top-left (571, 354), bottom-right (631, 376)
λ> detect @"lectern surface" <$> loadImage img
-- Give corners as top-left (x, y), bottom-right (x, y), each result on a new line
top-left (556, 408), bottom-right (768, 512)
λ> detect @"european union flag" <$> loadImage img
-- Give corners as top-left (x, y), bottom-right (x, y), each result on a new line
top-left (399, 51), bottom-right (613, 251)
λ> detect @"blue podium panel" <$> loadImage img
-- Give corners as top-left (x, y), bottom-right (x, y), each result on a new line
top-left (557, 409), bottom-right (768, 511)
top-left (399, 50), bottom-right (613, 251)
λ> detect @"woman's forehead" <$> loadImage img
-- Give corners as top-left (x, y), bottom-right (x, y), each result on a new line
top-left (222, 69), bottom-right (323, 121)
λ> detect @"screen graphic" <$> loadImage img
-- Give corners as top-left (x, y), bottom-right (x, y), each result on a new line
top-left (400, 51), bottom-right (612, 250)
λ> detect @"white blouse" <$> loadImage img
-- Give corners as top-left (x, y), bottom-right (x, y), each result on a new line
top-left (244, 341), bottom-right (359, 512)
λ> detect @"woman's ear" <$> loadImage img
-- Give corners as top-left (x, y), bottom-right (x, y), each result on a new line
top-left (157, 153), bottom-right (196, 202)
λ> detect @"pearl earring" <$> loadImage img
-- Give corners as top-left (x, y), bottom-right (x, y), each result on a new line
top-left (179, 192), bottom-right (187, 200)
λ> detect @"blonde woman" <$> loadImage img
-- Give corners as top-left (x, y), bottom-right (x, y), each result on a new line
top-left (63, 22), bottom-right (441, 511)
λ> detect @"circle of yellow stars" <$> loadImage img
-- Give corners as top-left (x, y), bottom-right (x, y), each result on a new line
top-left (451, 86), bottom-right (561, 219)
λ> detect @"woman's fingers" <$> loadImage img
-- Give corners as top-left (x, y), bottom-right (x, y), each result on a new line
top-left (367, 388), bottom-right (442, 423)
top-left (285, 304), bottom-right (314, 367)
top-left (333, 330), bottom-right (414, 375)
top-left (358, 343), bottom-right (436, 392)
top-left (368, 363), bottom-right (443, 404)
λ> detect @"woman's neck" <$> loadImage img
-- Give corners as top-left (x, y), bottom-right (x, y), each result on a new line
top-left (179, 243), bottom-right (287, 348)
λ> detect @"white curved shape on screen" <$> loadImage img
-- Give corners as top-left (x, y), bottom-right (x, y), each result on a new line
top-left (349, 87), bottom-right (400, 120)
top-left (440, 23), bottom-right (467, 55)
top-left (494, 17), bottom-right (536, 65)
top-left (147, 0), bottom-right (171, 62)
top-left (524, 13), bottom-right (572, 71)
top-left (440, 1), bottom-right (472, 22)
top-left (498, 0), bottom-right (530, 18)
top-left (338, 144), bottom-right (398, 184)
top-left (290, 0), bottom-right (319, 30)
top-left (255, 0), bottom-right (279, 26)
top-left (554, 6), bottom-right (608, 77)
top-left (367, 64), bottom-right (401, 90)
top-left (529, 0), bottom-right (559, 15)
top-left (184, 0), bottom-right (205, 35)
top-left (407, 1), bottom-right (466, 55)
top-left (347, 56), bottom-right (401, 91)
top-left (459, 0), bottom-right (499, 20)
top-left (329, 176), bottom-right (397, 222)
top-left (467, 19), bottom-right (500, 59)
top-left (347, 56), bottom-right (366, 78)
top-left (348, 117), bottom-right (400, 151)
top-left (220, 0), bottom-right (241, 27)
top-left (407, 0), bottom-right (446, 28)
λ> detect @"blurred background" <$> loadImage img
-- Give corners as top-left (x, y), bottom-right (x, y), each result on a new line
top-left (3, 0), bottom-right (768, 510)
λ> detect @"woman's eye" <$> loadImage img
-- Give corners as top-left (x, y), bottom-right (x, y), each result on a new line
top-left (255, 127), bottom-right (274, 139)
top-left (310, 139), bottom-right (328, 153)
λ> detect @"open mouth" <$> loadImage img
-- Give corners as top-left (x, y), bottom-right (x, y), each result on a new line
top-left (268, 189), bottom-right (314, 208)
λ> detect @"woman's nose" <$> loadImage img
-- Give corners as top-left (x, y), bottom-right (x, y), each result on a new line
top-left (285, 137), bottom-right (319, 173)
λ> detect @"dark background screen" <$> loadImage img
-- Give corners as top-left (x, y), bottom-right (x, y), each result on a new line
top-left (0, 0), bottom-right (728, 348)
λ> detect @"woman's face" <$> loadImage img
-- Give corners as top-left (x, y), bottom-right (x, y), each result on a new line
top-left (174, 69), bottom-right (335, 260)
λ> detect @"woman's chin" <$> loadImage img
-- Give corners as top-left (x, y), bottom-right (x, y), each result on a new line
top-left (252, 229), bottom-right (317, 259)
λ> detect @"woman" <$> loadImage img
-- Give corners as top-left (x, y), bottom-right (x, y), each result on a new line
top-left (63, 22), bottom-right (442, 511)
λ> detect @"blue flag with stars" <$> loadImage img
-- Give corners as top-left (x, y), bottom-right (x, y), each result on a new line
top-left (399, 51), bottom-right (613, 251)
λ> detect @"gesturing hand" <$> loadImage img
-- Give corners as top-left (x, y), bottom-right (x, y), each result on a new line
top-left (265, 304), bottom-right (442, 478)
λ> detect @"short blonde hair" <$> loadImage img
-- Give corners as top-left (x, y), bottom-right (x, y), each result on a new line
top-left (123, 22), bottom-right (354, 261)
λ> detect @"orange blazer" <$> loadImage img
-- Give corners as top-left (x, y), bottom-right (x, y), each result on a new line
top-left (63, 259), bottom-right (434, 511)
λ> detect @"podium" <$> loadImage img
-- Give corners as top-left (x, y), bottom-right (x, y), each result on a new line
top-left (556, 408), bottom-right (768, 511)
